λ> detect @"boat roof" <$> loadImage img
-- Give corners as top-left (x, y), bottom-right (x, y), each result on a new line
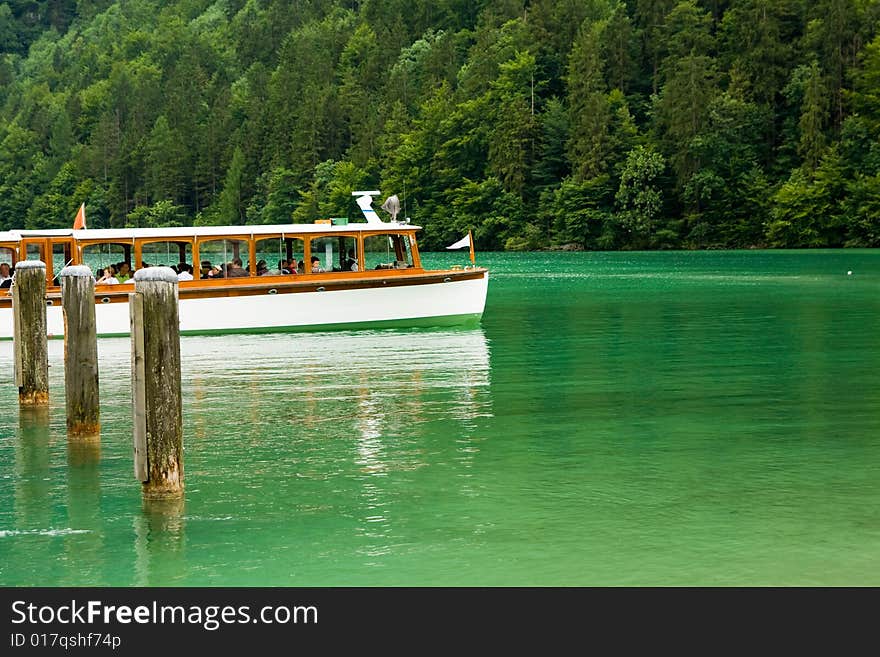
top-left (1, 221), bottom-right (421, 241)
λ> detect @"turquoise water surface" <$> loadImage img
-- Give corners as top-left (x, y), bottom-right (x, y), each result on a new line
top-left (1, 250), bottom-right (878, 585)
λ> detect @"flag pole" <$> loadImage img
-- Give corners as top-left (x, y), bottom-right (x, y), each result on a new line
top-left (468, 229), bottom-right (475, 265)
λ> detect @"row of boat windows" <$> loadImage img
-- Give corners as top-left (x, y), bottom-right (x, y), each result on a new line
top-left (0, 234), bottom-right (415, 283)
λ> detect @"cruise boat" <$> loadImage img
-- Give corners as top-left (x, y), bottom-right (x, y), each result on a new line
top-left (0, 193), bottom-right (488, 338)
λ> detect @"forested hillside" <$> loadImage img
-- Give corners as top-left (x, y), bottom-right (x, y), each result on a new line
top-left (1, 0), bottom-right (878, 250)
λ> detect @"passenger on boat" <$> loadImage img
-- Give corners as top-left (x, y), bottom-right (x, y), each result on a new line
top-left (256, 260), bottom-right (270, 276)
top-left (97, 265), bottom-right (119, 285)
top-left (297, 259), bottom-right (305, 273)
top-left (177, 263), bottom-right (194, 281)
top-left (116, 262), bottom-right (133, 283)
top-left (310, 256), bottom-right (325, 273)
top-left (341, 249), bottom-right (358, 272)
top-left (226, 258), bottom-right (249, 278)
top-left (201, 261), bottom-right (222, 278)
top-left (0, 262), bottom-right (11, 288)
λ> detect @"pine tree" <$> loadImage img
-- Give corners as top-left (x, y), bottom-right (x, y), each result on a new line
top-left (217, 147), bottom-right (246, 225)
top-left (488, 50), bottom-right (538, 197)
top-left (798, 61), bottom-right (828, 171)
top-left (145, 116), bottom-right (186, 205)
top-left (567, 20), bottom-right (610, 181)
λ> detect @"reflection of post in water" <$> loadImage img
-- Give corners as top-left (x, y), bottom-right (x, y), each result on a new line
top-left (63, 440), bottom-right (104, 585)
top-left (15, 407), bottom-right (52, 529)
top-left (66, 437), bottom-right (100, 467)
top-left (134, 498), bottom-right (186, 586)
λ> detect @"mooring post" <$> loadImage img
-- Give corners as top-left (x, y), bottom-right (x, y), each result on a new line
top-left (13, 261), bottom-right (49, 406)
top-left (130, 267), bottom-right (183, 499)
top-left (60, 266), bottom-right (100, 438)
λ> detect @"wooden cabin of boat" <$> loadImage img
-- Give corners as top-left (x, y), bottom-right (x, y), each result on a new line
top-left (1, 223), bottom-right (428, 285)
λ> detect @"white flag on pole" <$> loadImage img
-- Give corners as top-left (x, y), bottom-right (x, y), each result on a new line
top-left (446, 234), bottom-right (471, 250)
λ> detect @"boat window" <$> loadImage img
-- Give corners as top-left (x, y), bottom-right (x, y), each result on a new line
top-left (141, 240), bottom-right (193, 274)
top-left (0, 246), bottom-right (15, 266)
top-left (309, 235), bottom-right (359, 273)
top-left (51, 241), bottom-right (73, 284)
top-left (364, 234), bottom-right (414, 270)
top-left (198, 239), bottom-right (250, 278)
top-left (81, 242), bottom-right (130, 278)
top-left (0, 246), bottom-right (13, 288)
top-left (53, 241), bottom-right (72, 272)
top-left (255, 237), bottom-right (304, 275)
top-left (25, 242), bottom-right (45, 262)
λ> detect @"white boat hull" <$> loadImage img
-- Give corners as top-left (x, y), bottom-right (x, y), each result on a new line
top-left (0, 272), bottom-right (488, 339)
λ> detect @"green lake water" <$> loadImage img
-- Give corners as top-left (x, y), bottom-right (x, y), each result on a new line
top-left (1, 250), bottom-right (879, 586)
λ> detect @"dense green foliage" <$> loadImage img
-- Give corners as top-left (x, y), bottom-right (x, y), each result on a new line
top-left (1, 0), bottom-right (879, 249)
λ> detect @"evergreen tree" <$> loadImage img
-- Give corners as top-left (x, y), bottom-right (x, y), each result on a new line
top-left (567, 20), bottom-right (611, 181)
top-left (532, 97), bottom-right (570, 191)
top-left (798, 61), bottom-right (829, 171)
top-left (217, 146), bottom-right (246, 226)
top-left (488, 50), bottom-right (538, 197)
top-left (145, 116), bottom-right (185, 205)
top-left (634, 0), bottom-right (676, 94)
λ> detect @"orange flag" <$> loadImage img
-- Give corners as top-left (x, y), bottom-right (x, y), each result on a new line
top-left (73, 203), bottom-right (86, 230)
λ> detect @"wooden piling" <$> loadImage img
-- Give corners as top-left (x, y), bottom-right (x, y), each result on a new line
top-left (130, 267), bottom-right (183, 499)
top-left (14, 261), bottom-right (49, 406)
top-left (12, 282), bottom-right (22, 388)
top-left (60, 266), bottom-right (100, 437)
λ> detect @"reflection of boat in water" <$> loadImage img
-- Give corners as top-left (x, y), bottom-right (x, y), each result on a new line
top-left (189, 329), bottom-right (492, 425)
top-left (0, 192), bottom-right (488, 339)
top-left (182, 327), bottom-right (490, 384)
top-left (0, 327), bottom-right (491, 414)
top-left (54, 328), bottom-right (493, 426)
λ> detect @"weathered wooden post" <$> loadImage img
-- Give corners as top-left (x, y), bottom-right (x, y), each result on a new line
top-left (60, 265), bottom-right (100, 438)
top-left (13, 261), bottom-right (49, 406)
top-left (130, 267), bottom-right (184, 499)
